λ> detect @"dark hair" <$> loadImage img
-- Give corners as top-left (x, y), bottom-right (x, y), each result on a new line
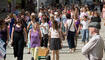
top-left (15, 19), bottom-right (23, 25)
top-left (0, 18), bottom-right (6, 30)
top-left (0, 18), bottom-right (4, 26)
top-left (84, 16), bottom-right (88, 19)
top-left (66, 13), bottom-right (71, 19)
top-left (52, 20), bottom-right (58, 30)
top-left (42, 17), bottom-right (47, 22)
top-left (94, 11), bottom-right (99, 17)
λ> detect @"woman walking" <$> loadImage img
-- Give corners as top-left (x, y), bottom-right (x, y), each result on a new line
top-left (49, 20), bottom-right (62, 60)
top-left (27, 13), bottom-right (37, 54)
top-left (40, 17), bottom-right (49, 47)
top-left (11, 19), bottom-right (27, 60)
top-left (0, 19), bottom-right (9, 60)
top-left (65, 14), bottom-right (76, 53)
top-left (30, 22), bottom-right (41, 60)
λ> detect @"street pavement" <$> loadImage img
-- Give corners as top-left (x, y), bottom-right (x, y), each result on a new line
top-left (6, 21), bottom-right (105, 60)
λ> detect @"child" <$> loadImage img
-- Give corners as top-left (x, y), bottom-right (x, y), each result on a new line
top-left (81, 16), bottom-right (89, 45)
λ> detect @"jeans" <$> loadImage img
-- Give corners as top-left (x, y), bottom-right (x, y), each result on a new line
top-left (81, 29), bottom-right (89, 42)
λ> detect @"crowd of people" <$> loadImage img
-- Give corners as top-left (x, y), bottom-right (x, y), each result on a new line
top-left (0, 3), bottom-right (105, 60)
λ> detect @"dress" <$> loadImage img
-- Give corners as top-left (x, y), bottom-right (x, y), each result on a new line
top-left (30, 29), bottom-right (40, 48)
top-left (13, 25), bottom-right (24, 60)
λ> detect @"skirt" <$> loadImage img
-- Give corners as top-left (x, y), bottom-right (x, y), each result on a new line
top-left (50, 38), bottom-right (62, 50)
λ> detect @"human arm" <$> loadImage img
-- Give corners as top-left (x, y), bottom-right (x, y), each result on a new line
top-left (6, 26), bottom-right (9, 44)
top-left (24, 28), bottom-right (28, 43)
top-left (82, 38), bottom-right (97, 55)
top-left (29, 29), bottom-right (31, 42)
top-left (48, 28), bottom-right (51, 47)
top-left (27, 22), bottom-right (31, 30)
top-left (39, 30), bottom-right (42, 44)
top-left (11, 27), bottom-right (14, 45)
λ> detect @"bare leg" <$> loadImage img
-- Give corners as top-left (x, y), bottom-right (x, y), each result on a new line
top-left (70, 49), bottom-right (72, 53)
top-left (72, 48), bottom-right (75, 53)
top-left (52, 50), bottom-right (55, 60)
top-left (56, 50), bottom-right (59, 60)
top-left (27, 48), bottom-right (31, 54)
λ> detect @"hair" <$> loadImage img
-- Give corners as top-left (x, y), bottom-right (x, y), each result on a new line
top-left (33, 22), bottom-right (40, 30)
top-left (74, 15), bottom-right (78, 20)
top-left (31, 15), bottom-right (36, 19)
top-left (15, 19), bottom-right (23, 26)
top-left (9, 13), bottom-right (14, 18)
top-left (94, 11), bottom-right (99, 17)
top-left (84, 15), bottom-right (88, 19)
top-left (0, 18), bottom-right (6, 30)
top-left (0, 18), bottom-right (4, 25)
top-left (52, 20), bottom-right (58, 30)
top-left (50, 16), bottom-right (54, 21)
top-left (42, 17), bottom-right (47, 22)
top-left (66, 13), bottom-right (71, 19)
top-left (31, 15), bottom-right (37, 22)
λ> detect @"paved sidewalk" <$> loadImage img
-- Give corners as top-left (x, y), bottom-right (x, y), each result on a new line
top-left (6, 22), bottom-right (105, 60)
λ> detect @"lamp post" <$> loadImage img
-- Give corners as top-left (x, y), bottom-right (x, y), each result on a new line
top-left (37, 0), bottom-right (40, 13)
top-left (11, 0), bottom-right (16, 12)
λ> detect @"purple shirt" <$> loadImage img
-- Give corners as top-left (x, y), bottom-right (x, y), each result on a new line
top-left (75, 20), bottom-right (80, 30)
top-left (30, 29), bottom-right (40, 48)
top-left (0, 27), bottom-right (7, 42)
top-left (48, 21), bottom-right (52, 28)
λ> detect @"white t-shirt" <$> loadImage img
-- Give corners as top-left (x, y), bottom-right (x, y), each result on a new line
top-left (81, 20), bottom-right (89, 30)
top-left (49, 28), bottom-right (60, 38)
top-left (40, 22), bottom-right (49, 35)
top-left (66, 19), bottom-right (75, 32)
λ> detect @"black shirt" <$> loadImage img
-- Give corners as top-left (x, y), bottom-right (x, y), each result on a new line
top-left (91, 16), bottom-right (101, 23)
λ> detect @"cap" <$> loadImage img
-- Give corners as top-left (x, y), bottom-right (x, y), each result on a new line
top-left (31, 13), bottom-right (35, 16)
top-left (88, 22), bottom-right (101, 29)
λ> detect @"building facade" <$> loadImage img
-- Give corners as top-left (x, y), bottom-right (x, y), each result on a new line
top-left (0, 0), bottom-right (8, 9)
